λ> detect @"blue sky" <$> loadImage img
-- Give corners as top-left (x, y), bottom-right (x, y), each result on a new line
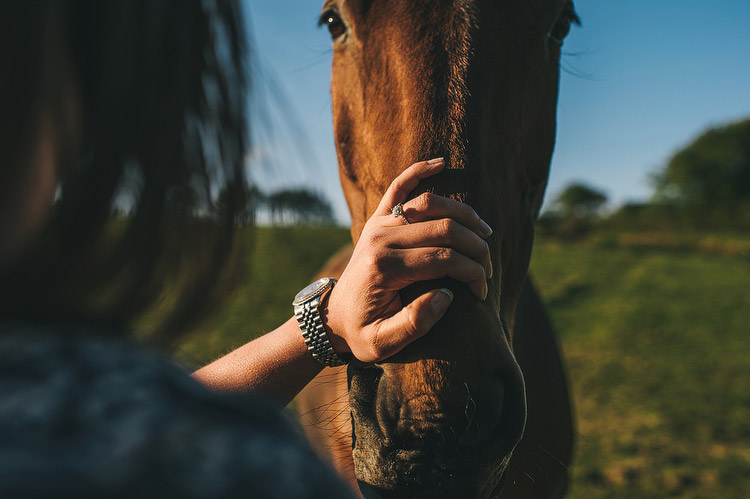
top-left (243, 0), bottom-right (750, 224)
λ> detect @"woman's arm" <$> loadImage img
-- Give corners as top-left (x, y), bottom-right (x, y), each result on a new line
top-left (193, 158), bottom-right (493, 406)
top-left (193, 316), bottom-right (321, 406)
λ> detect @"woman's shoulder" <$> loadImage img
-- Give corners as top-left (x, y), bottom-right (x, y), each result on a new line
top-left (0, 323), bottom-right (352, 498)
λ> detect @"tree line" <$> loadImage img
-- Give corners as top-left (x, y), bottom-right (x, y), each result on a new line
top-left (250, 186), bottom-right (335, 226)
top-left (540, 117), bottom-right (750, 237)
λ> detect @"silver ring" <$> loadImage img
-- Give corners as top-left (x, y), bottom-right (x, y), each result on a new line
top-left (391, 203), bottom-right (410, 224)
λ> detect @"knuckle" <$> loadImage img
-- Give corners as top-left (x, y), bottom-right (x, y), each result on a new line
top-left (365, 228), bottom-right (386, 248)
top-left (367, 337), bottom-right (385, 361)
top-left (415, 192), bottom-right (433, 212)
top-left (432, 247), bottom-right (455, 264)
top-left (439, 218), bottom-right (457, 237)
top-left (405, 308), bottom-right (423, 336)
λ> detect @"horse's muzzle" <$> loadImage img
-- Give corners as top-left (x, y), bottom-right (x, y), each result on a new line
top-left (348, 356), bottom-right (525, 499)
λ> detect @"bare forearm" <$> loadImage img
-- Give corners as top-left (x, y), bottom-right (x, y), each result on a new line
top-left (192, 316), bottom-right (323, 407)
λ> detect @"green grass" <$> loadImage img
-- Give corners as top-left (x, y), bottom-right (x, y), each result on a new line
top-left (531, 237), bottom-right (750, 498)
top-left (176, 227), bottom-right (750, 497)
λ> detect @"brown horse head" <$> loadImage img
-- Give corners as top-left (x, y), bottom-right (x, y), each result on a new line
top-left (320, 0), bottom-right (578, 496)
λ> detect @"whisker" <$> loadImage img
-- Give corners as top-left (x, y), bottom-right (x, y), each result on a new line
top-left (530, 440), bottom-right (570, 471)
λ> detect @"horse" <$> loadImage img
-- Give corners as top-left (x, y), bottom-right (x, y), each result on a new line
top-left (297, 1), bottom-right (577, 497)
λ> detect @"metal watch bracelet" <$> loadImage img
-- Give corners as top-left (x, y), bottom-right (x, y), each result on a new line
top-left (292, 277), bottom-right (348, 367)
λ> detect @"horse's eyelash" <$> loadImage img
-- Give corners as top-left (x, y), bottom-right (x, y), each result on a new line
top-left (566, 8), bottom-right (581, 26)
top-left (564, 2), bottom-right (581, 26)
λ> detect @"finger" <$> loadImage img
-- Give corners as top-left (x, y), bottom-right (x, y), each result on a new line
top-left (367, 288), bottom-right (454, 361)
top-left (382, 247), bottom-right (489, 300)
top-left (398, 192), bottom-right (493, 238)
top-left (385, 219), bottom-right (493, 278)
top-left (375, 158), bottom-right (445, 216)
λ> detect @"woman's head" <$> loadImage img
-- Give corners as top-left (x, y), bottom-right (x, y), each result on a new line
top-left (0, 0), bottom-right (250, 344)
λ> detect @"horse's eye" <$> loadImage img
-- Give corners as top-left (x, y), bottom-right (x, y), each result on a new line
top-left (319, 10), bottom-right (347, 41)
top-left (548, 2), bottom-right (580, 47)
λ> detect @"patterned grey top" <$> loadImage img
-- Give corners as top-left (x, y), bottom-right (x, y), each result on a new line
top-left (0, 324), bottom-right (353, 498)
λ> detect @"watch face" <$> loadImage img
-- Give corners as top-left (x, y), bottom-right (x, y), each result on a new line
top-left (293, 277), bottom-right (334, 306)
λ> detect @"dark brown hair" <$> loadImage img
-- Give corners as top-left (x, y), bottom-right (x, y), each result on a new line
top-left (0, 0), bottom-right (250, 346)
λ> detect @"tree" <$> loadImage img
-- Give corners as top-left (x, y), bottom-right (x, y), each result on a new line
top-left (267, 188), bottom-right (334, 225)
top-left (651, 118), bottom-right (750, 221)
top-left (536, 182), bottom-right (607, 239)
top-left (554, 183), bottom-right (608, 218)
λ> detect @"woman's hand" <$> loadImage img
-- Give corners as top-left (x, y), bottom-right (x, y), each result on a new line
top-left (325, 158), bottom-right (493, 363)
top-left (193, 157), bottom-right (493, 404)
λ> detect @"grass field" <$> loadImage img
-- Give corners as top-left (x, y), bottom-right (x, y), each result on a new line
top-left (176, 226), bottom-right (750, 498)
top-left (531, 238), bottom-right (750, 498)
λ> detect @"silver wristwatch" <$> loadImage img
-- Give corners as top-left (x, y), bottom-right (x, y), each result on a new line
top-left (292, 277), bottom-right (348, 367)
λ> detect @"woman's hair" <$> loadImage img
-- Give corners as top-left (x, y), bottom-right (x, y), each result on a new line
top-left (0, 0), bottom-right (251, 346)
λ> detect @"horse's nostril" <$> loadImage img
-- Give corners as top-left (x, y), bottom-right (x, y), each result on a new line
top-left (394, 397), bottom-right (453, 441)
top-left (388, 379), bottom-right (508, 452)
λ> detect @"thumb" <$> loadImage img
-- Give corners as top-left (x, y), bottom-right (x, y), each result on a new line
top-left (374, 288), bottom-right (454, 360)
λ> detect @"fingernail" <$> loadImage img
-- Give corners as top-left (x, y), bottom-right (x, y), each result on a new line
top-left (431, 288), bottom-right (454, 314)
top-left (480, 219), bottom-right (493, 237)
top-left (487, 260), bottom-right (493, 279)
top-left (427, 157), bottom-right (445, 165)
top-left (482, 281), bottom-right (488, 301)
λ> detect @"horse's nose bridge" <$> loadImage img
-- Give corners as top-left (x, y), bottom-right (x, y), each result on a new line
top-left (380, 311), bottom-right (511, 406)
top-left (393, 284), bottom-right (517, 377)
